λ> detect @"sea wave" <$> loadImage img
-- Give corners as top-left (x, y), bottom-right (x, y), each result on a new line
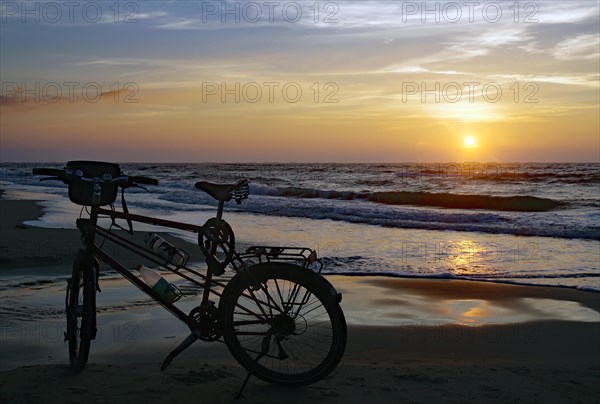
top-left (415, 169), bottom-right (600, 183)
top-left (250, 184), bottom-right (566, 212)
top-left (155, 188), bottom-right (599, 240)
top-left (2, 163), bottom-right (599, 240)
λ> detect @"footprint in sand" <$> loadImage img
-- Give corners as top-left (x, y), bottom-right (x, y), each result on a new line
top-left (171, 369), bottom-right (232, 385)
top-left (394, 373), bottom-right (446, 384)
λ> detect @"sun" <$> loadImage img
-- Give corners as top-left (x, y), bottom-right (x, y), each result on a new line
top-left (463, 136), bottom-right (477, 148)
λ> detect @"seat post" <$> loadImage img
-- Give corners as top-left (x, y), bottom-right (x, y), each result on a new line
top-left (216, 200), bottom-right (225, 220)
top-left (202, 198), bottom-right (226, 304)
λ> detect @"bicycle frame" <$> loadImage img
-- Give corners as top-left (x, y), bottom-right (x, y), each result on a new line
top-left (78, 204), bottom-right (220, 333)
top-left (79, 200), bottom-right (321, 336)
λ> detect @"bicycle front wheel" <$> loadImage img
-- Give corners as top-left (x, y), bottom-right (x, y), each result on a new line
top-left (219, 263), bottom-right (346, 386)
top-left (66, 251), bottom-right (96, 372)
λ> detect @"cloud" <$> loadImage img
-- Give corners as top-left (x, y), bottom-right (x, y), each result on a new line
top-left (78, 60), bottom-right (141, 66)
top-left (157, 18), bottom-right (199, 30)
top-left (141, 1), bottom-right (596, 31)
top-left (536, 2), bottom-right (599, 24)
top-left (378, 25), bottom-right (534, 72)
top-left (552, 34), bottom-right (600, 61)
top-left (378, 66), bottom-right (469, 75)
top-left (492, 74), bottom-right (600, 88)
top-left (0, 85), bottom-right (131, 109)
top-left (134, 11), bottom-right (168, 20)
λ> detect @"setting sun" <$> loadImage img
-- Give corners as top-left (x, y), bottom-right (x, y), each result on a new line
top-left (463, 136), bottom-right (477, 148)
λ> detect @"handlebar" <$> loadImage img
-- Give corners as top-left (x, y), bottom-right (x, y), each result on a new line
top-left (32, 168), bottom-right (64, 177)
top-left (32, 168), bottom-right (159, 187)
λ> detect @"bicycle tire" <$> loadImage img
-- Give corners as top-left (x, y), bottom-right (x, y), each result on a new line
top-left (219, 263), bottom-right (346, 386)
top-left (66, 251), bottom-right (96, 372)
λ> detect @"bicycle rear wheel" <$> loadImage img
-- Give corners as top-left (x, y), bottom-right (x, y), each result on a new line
top-left (219, 263), bottom-right (346, 386)
top-left (66, 251), bottom-right (96, 372)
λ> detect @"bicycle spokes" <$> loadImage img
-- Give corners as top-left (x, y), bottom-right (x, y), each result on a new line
top-left (230, 277), bottom-right (335, 372)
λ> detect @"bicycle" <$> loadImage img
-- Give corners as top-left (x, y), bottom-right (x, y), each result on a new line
top-left (32, 161), bottom-right (346, 392)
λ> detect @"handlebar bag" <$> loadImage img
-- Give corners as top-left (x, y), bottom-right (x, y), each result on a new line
top-left (66, 160), bottom-right (122, 206)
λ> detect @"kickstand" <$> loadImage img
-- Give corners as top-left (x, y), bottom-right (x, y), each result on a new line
top-left (160, 333), bottom-right (199, 371)
top-left (235, 335), bottom-right (271, 400)
top-left (235, 372), bottom-right (253, 400)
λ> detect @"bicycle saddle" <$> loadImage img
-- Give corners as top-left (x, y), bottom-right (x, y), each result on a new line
top-left (195, 179), bottom-right (249, 203)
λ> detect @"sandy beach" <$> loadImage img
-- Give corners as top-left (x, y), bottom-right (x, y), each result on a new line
top-left (1, 197), bottom-right (599, 403)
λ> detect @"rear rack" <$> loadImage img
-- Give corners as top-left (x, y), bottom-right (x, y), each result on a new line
top-left (241, 246), bottom-right (323, 273)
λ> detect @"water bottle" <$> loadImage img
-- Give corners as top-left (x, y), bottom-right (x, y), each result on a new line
top-left (144, 233), bottom-right (169, 257)
top-left (144, 233), bottom-right (189, 268)
top-left (171, 249), bottom-right (190, 267)
top-left (136, 264), bottom-right (181, 304)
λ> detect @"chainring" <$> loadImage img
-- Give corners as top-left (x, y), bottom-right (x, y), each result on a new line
top-left (198, 218), bottom-right (235, 275)
top-left (189, 302), bottom-right (222, 341)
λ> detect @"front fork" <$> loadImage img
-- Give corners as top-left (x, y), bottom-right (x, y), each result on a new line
top-left (65, 252), bottom-right (99, 342)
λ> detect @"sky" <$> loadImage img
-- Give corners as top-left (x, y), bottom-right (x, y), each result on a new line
top-left (1, 0), bottom-right (599, 162)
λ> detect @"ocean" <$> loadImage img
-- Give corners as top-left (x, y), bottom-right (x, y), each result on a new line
top-left (1, 162), bottom-right (599, 290)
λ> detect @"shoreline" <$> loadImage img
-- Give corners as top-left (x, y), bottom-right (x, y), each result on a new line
top-left (328, 271), bottom-right (600, 294)
top-left (1, 196), bottom-right (598, 292)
